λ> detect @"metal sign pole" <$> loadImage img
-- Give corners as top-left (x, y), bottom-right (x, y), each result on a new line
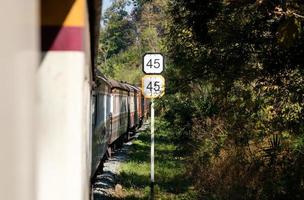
top-left (142, 52), bottom-right (165, 199)
top-left (150, 98), bottom-right (155, 199)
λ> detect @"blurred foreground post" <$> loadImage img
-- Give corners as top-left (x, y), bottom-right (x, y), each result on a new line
top-left (0, 0), bottom-right (38, 199)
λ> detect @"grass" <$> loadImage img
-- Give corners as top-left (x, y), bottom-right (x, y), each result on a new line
top-left (113, 119), bottom-right (197, 199)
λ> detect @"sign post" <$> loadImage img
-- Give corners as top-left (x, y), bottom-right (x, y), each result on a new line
top-left (150, 98), bottom-right (155, 198)
top-left (142, 53), bottom-right (165, 199)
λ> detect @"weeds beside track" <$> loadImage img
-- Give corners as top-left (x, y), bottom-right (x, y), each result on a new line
top-left (113, 119), bottom-right (197, 199)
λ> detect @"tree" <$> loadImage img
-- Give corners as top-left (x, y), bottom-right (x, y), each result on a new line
top-left (100, 0), bottom-right (136, 58)
top-left (164, 0), bottom-right (304, 199)
top-left (98, 0), bottom-right (167, 84)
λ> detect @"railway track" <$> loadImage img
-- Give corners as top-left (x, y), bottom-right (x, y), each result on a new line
top-left (92, 123), bottom-right (149, 199)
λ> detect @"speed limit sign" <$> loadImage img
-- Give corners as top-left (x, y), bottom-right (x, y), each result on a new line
top-left (143, 53), bottom-right (164, 74)
top-left (142, 75), bottom-right (165, 98)
top-left (141, 54), bottom-right (165, 193)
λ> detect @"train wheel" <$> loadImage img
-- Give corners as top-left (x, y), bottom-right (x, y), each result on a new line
top-left (124, 132), bottom-right (129, 142)
top-left (117, 137), bottom-right (124, 148)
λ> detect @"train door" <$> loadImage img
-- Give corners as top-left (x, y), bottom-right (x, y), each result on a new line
top-left (106, 93), bottom-right (111, 137)
top-left (91, 92), bottom-right (97, 129)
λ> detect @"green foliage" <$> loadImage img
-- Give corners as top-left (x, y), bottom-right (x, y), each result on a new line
top-left (163, 0), bottom-right (304, 199)
top-left (100, 45), bottom-right (143, 84)
top-left (101, 0), bottom-right (136, 58)
top-left (116, 120), bottom-right (198, 199)
top-left (97, 0), bottom-right (304, 198)
top-left (97, 0), bottom-right (166, 84)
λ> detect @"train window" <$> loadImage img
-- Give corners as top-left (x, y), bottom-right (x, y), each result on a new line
top-left (113, 95), bottom-right (116, 115)
top-left (96, 94), bottom-right (105, 124)
top-left (114, 95), bottom-right (119, 115)
top-left (126, 97), bottom-right (128, 112)
top-left (121, 95), bottom-right (125, 113)
top-left (91, 95), bottom-right (97, 128)
top-left (123, 96), bottom-right (127, 112)
top-left (130, 96), bottom-right (135, 112)
top-left (120, 96), bottom-right (124, 113)
top-left (106, 95), bottom-right (111, 116)
top-left (117, 95), bottom-right (120, 114)
top-left (134, 95), bottom-right (138, 112)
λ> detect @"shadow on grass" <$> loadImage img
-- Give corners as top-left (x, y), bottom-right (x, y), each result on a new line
top-left (127, 139), bottom-right (150, 163)
top-left (157, 174), bottom-right (192, 194)
top-left (119, 171), bottom-right (150, 188)
top-left (116, 129), bottom-right (193, 199)
top-left (111, 195), bottom-right (148, 200)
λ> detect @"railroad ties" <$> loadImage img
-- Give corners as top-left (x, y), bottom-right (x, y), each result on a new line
top-left (92, 123), bottom-right (149, 199)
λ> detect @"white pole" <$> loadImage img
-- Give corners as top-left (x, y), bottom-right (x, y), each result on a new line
top-left (150, 98), bottom-right (155, 199)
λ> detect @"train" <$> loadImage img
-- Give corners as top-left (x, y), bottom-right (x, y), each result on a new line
top-left (0, 0), bottom-right (150, 200)
top-left (91, 73), bottom-right (150, 178)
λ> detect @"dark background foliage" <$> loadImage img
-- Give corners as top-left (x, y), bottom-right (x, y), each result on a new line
top-left (162, 0), bottom-right (304, 199)
top-left (99, 0), bottom-right (304, 199)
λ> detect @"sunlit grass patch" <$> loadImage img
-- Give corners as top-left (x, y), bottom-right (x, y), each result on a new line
top-left (115, 120), bottom-right (197, 199)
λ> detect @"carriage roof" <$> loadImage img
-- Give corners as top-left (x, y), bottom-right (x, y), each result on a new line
top-left (108, 79), bottom-right (129, 92)
top-left (123, 83), bottom-right (141, 93)
top-left (122, 82), bottom-right (135, 93)
top-left (95, 70), bottom-right (111, 86)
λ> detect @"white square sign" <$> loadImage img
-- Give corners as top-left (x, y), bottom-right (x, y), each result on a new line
top-left (143, 53), bottom-right (164, 74)
top-left (142, 75), bottom-right (165, 98)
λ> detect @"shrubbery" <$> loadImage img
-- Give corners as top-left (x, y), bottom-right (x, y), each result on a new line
top-left (99, 0), bottom-right (304, 198)
top-left (161, 1), bottom-right (304, 199)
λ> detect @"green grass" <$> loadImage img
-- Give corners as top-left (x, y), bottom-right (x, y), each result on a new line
top-left (114, 119), bottom-right (198, 199)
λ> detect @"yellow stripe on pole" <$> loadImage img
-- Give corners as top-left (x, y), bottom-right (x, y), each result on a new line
top-left (41, 0), bottom-right (85, 27)
top-left (64, 0), bottom-right (85, 26)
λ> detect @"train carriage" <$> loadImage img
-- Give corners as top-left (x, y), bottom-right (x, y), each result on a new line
top-left (0, 0), bottom-right (153, 199)
top-left (142, 94), bottom-right (151, 120)
top-left (108, 79), bottom-right (129, 144)
top-left (124, 83), bottom-right (137, 131)
top-left (37, 0), bottom-right (103, 200)
top-left (129, 84), bottom-right (142, 128)
top-left (136, 86), bottom-right (144, 126)
top-left (91, 75), bottom-right (112, 177)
